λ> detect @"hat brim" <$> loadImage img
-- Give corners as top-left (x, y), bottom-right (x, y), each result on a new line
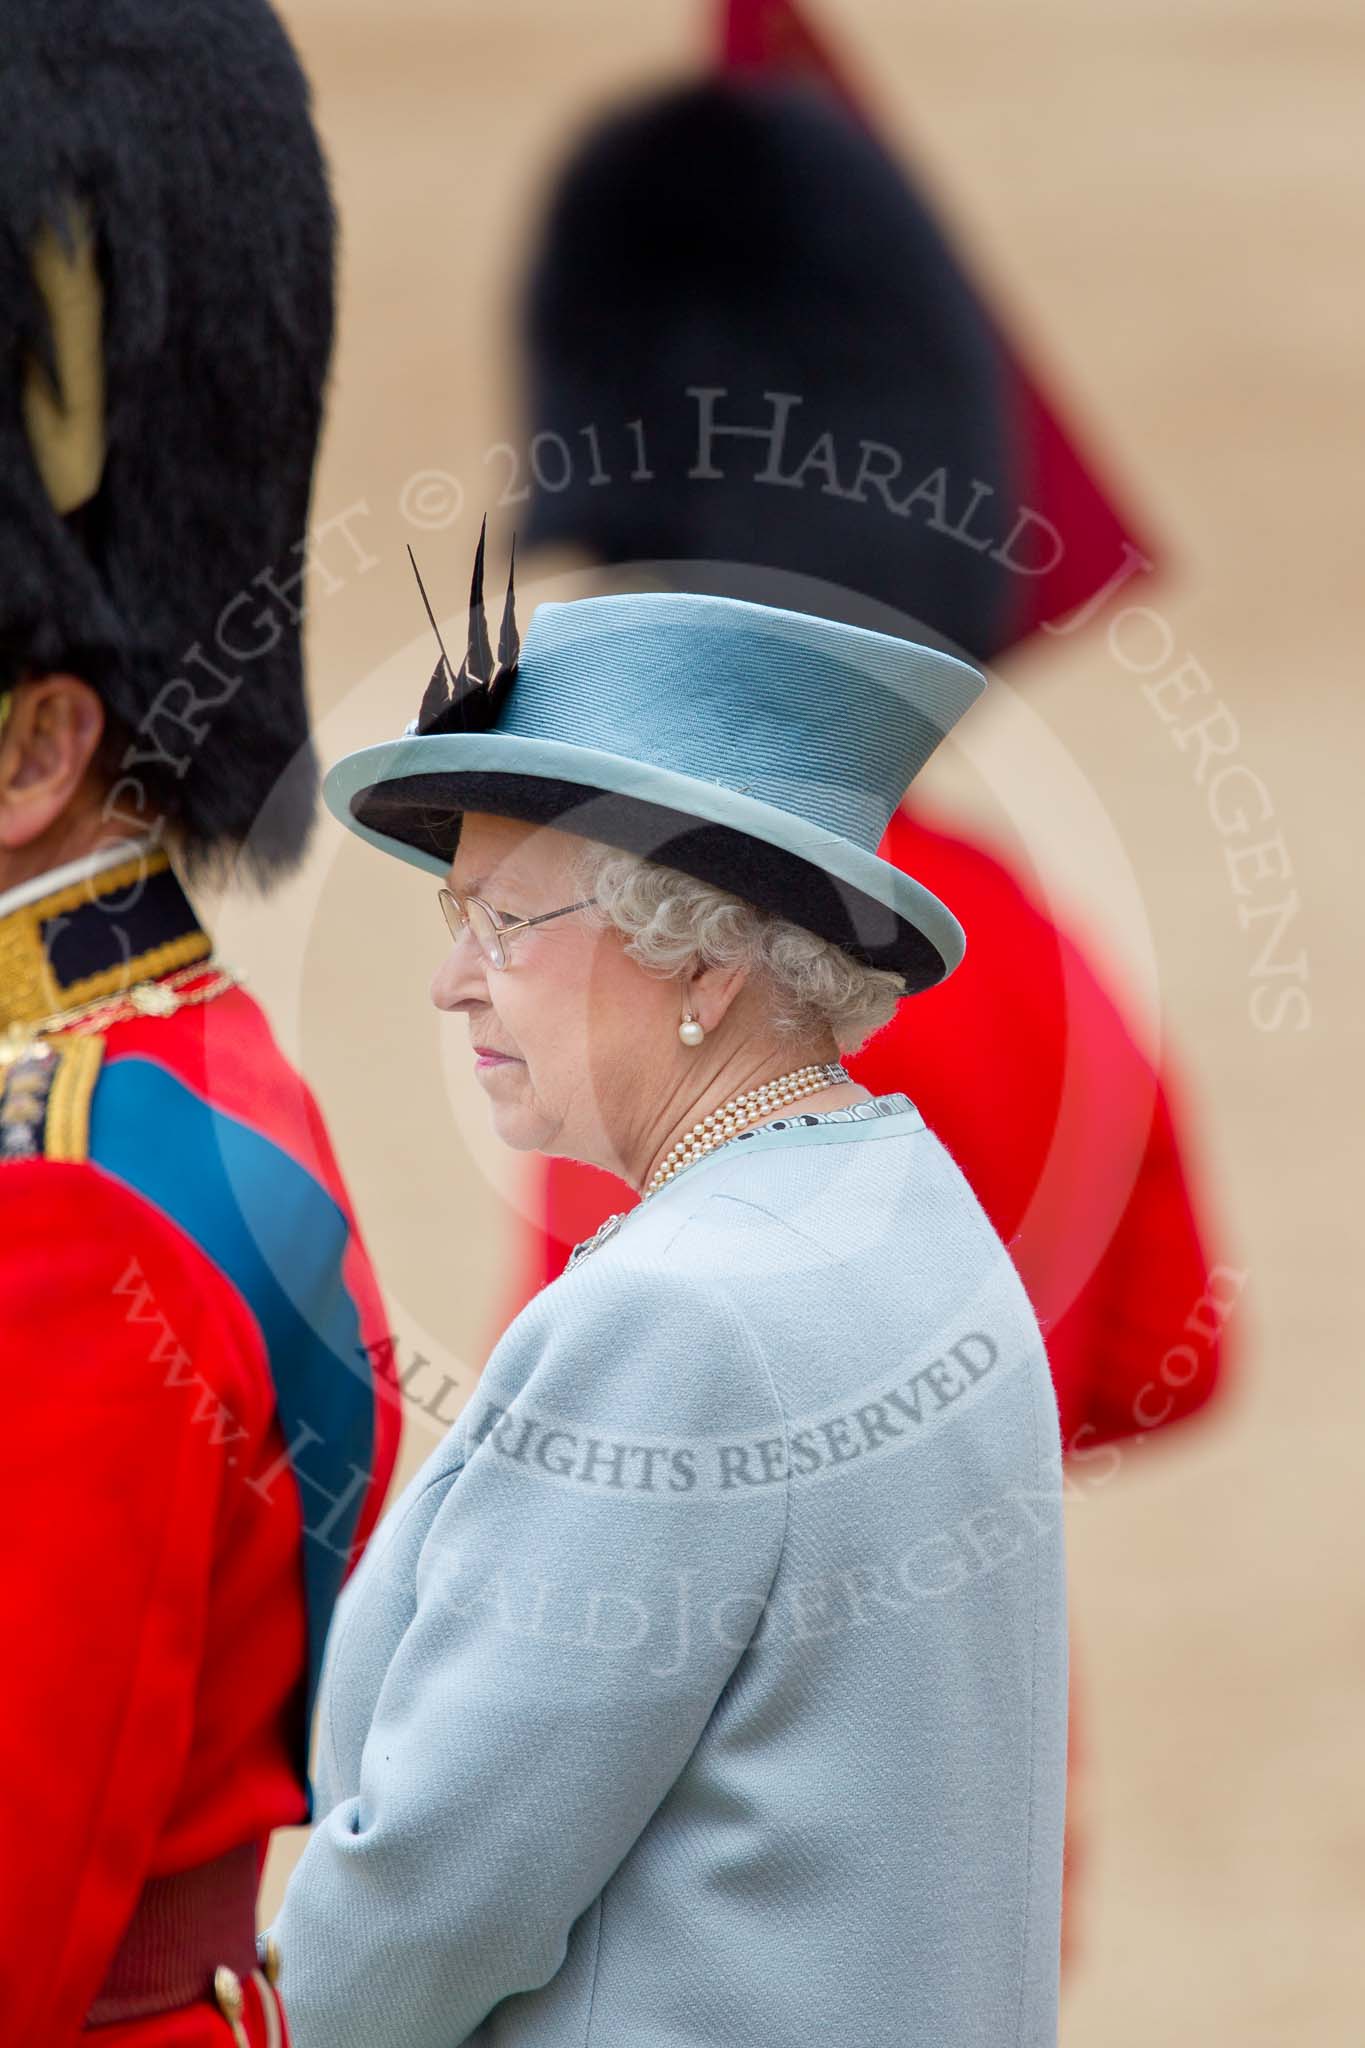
top-left (324, 733), bottom-right (964, 991)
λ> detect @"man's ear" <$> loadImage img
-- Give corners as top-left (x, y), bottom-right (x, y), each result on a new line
top-left (0, 675), bottom-right (106, 850)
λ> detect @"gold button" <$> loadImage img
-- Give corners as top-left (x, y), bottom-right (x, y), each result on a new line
top-left (262, 1934), bottom-right (283, 1987)
top-left (130, 981), bottom-right (179, 1016)
top-left (214, 1964), bottom-right (245, 2022)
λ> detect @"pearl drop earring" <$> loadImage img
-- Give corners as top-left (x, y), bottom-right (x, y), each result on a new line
top-left (678, 1010), bottom-right (705, 1047)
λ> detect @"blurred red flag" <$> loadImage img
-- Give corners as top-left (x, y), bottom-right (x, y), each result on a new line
top-left (718, 0), bottom-right (1157, 642)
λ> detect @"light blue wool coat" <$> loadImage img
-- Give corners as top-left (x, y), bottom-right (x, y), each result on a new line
top-left (272, 1098), bottom-right (1069, 2046)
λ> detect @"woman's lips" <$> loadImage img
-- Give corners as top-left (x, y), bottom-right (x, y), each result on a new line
top-left (473, 1048), bottom-right (520, 1069)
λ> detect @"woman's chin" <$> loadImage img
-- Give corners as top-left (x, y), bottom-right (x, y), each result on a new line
top-left (480, 1076), bottom-right (545, 1152)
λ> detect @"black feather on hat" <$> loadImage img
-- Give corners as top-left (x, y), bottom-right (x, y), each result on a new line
top-left (0, 0), bottom-right (336, 883)
top-left (520, 79), bottom-right (1013, 661)
top-left (408, 518), bottom-right (521, 738)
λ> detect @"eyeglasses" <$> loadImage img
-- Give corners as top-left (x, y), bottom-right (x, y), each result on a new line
top-left (437, 887), bottom-right (597, 970)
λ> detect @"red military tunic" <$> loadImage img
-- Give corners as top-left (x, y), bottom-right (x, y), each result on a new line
top-left (0, 844), bottom-right (402, 2045)
top-left (495, 802), bottom-right (1240, 1966)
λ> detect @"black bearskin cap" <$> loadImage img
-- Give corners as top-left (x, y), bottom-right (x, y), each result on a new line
top-left (521, 79), bottom-right (1015, 662)
top-left (0, 0), bottom-right (336, 883)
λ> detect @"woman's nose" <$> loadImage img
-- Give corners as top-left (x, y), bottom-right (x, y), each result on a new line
top-left (429, 934), bottom-right (487, 1011)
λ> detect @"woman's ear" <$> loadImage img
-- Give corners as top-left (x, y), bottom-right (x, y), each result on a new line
top-left (0, 674), bottom-right (106, 849)
top-left (687, 957), bottom-right (750, 1033)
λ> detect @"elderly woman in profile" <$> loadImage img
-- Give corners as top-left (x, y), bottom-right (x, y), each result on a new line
top-left (272, 557), bottom-right (1069, 2048)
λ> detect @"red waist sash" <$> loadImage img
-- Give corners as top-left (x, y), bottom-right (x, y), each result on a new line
top-left (85, 1842), bottom-right (260, 2027)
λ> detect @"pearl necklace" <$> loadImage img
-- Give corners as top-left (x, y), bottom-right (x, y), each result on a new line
top-left (563, 1062), bottom-right (852, 1270)
top-left (643, 1061), bottom-right (849, 1199)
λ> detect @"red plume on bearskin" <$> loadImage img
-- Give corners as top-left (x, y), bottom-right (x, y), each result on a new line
top-left (408, 516), bottom-right (519, 736)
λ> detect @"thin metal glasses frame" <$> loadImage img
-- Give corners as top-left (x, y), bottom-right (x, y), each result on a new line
top-left (437, 887), bottom-right (597, 969)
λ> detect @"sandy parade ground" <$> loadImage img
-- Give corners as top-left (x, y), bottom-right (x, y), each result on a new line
top-left (234, 4), bottom-right (1365, 2039)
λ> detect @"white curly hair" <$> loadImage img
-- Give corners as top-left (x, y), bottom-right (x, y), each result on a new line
top-left (568, 841), bottom-right (906, 1054)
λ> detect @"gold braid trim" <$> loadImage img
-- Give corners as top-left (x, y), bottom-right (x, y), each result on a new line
top-left (0, 845), bottom-right (211, 1030)
top-left (26, 843), bottom-right (172, 924)
top-left (57, 925), bottom-right (211, 1012)
top-left (0, 899), bottom-right (55, 1027)
top-left (43, 1035), bottom-right (105, 1163)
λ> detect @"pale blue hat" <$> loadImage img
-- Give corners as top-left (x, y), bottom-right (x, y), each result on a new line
top-left (325, 589), bottom-right (985, 990)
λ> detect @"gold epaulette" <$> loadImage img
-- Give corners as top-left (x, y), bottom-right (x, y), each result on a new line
top-left (0, 1035), bottom-right (105, 1165)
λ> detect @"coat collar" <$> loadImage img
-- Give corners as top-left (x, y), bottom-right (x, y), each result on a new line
top-left (0, 836), bottom-right (211, 1033)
